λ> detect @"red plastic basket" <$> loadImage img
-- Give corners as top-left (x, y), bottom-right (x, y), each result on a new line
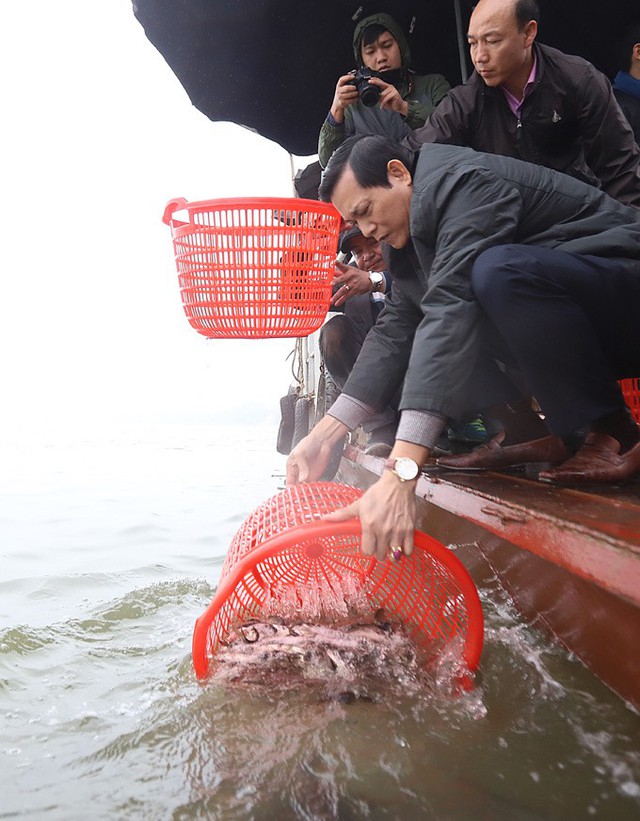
top-left (620, 378), bottom-right (640, 424)
top-left (162, 197), bottom-right (341, 339)
top-left (193, 482), bottom-right (484, 680)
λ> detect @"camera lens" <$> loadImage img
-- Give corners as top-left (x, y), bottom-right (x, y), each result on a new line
top-left (359, 83), bottom-right (381, 107)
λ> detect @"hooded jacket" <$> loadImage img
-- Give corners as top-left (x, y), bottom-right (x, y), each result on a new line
top-left (404, 42), bottom-right (640, 207)
top-left (318, 13), bottom-right (450, 168)
top-left (328, 144), bottom-right (640, 442)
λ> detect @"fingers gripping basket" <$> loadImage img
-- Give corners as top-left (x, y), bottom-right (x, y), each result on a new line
top-left (162, 197), bottom-right (341, 339)
top-left (192, 482), bottom-right (484, 681)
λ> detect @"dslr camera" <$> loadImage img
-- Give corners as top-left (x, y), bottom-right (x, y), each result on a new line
top-left (349, 66), bottom-right (385, 107)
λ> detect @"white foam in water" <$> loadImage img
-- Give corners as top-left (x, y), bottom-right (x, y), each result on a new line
top-left (574, 727), bottom-right (640, 797)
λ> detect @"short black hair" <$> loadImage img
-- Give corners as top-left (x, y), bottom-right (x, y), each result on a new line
top-left (616, 21), bottom-right (640, 73)
top-left (514, 0), bottom-right (540, 30)
top-left (319, 135), bottom-right (413, 203)
top-left (360, 23), bottom-right (389, 50)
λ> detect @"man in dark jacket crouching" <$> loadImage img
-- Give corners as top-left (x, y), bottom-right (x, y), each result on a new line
top-left (286, 134), bottom-right (640, 561)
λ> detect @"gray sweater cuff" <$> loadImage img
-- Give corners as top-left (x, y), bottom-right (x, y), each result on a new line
top-left (396, 410), bottom-right (447, 449)
top-left (327, 394), bottom-right (374, 430)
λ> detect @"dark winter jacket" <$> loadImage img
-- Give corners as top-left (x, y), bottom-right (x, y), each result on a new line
top-left (318, 13), bottom-right (450, 168)
top-left (341, 144), bottom-right (640, 422)
top-left (404, 43), bottom-right (640, 207)
top-left (613, 72), bottom-right (640, 146)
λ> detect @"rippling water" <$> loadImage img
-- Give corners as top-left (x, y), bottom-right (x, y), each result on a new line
top-left (2, 421), bottom-right (639, 820)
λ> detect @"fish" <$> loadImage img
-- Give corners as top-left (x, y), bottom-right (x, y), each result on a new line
top-left (211, 610), bottom-right (428, 701)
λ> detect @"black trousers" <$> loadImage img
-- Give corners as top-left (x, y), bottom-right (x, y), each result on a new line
top-left (469, 245), bottom-right (640, 437)
top-left (320, 296), bottom-right (399, 433)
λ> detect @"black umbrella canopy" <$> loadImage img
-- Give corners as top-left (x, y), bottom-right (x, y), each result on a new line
top-left (133, 0), bottom-right (639, 156)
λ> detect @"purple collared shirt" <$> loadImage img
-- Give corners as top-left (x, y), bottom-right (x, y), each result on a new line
top-left (501, 54), bottom-right (538, 117)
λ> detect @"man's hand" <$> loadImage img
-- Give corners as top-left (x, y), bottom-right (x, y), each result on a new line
top-left (286, 415), bottom-right (349, 485)
top-left (330, 73), bottom-right (360, 123)
top-left (324, 472), bottom-right (417, 560)
top-left (331, 260), bottom-right (374, 307)
top-left (324, 441), bottom-right (430, 560)
top-left (368, 77), bottom-right (409, 117)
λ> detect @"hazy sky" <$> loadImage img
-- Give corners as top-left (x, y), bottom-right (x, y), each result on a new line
top-left (1, 2), bottom-right (314, 434)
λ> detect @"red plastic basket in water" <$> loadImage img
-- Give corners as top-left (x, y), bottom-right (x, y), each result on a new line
top-left (162, 197), bottom-right (341, 339)
top-left (620, 378), bottom-right (640, 424)
top-left (192, 482), bottom-right (484, 680)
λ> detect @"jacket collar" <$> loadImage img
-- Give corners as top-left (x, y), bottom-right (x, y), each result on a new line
top-left (613, 71), bottom-right (640, 102)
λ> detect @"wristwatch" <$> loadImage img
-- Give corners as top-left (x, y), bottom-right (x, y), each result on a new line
top-left (383, 456), bottom-right (421, 482)
top-left (369, 271), bottom-right (385, 292)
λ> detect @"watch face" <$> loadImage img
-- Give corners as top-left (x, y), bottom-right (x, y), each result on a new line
top-left (369, 271), bottom-right (384, 290)
top-left (395, 457), bottom-right (419, 480)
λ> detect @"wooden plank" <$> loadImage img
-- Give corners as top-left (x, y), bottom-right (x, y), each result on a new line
top-left (342, 446), bottom-right (640, 606)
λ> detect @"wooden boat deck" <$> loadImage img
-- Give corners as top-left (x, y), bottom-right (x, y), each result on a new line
top-left (338, 445), bottom-right (640, 708)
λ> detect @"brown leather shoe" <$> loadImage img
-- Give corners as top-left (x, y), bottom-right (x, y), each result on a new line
top-left (436, 431), bottom-right (567, 471)
top-left (538, 433), bottom-right (640, 484)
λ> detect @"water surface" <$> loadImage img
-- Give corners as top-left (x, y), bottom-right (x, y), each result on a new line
top-left (1, 422), bottom-right (639, 819)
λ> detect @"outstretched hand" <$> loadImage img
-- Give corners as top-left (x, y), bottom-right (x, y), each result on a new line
top-left (286, 415), bottom-right (349, 486)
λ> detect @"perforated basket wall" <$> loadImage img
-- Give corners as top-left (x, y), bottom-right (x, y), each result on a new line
top-left (192, 482), bottom-right (484, 679)
top-left (219, 481), bottom-right (362, 580)
top-left (163, 197), bottom-right (341, 339)
top-left (620, 378), bottom-right (640, 424)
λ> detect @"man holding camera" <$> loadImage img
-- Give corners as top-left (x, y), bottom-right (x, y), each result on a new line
top-left (318, 13), bottom-right (450, 169)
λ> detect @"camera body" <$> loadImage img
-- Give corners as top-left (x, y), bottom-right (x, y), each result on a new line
top-left (350, 66), bottom-right (385, 107)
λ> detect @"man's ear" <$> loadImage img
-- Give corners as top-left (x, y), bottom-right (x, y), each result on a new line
top-left (523, 20), bottom-right (537, 49)
top-left (387, 159), bottom-right (411, 185)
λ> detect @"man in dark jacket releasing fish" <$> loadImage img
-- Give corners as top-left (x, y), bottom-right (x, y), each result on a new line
top-left (286, 134), bottom-right (640, 561)
top-left (404, 0), bottom-right (640, 207)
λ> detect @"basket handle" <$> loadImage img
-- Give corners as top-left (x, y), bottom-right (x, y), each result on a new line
top-left (162, 197), bottom-right (190, 227)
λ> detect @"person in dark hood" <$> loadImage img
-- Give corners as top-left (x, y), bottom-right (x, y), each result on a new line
top-left (318, 13), bottom-right (450, 169)
top-left (404, 0), bottom-right (640, 207)
top-left (613, 21), bottom-right (640, 146)
top-left (287, 134), bottom-right (640, 561)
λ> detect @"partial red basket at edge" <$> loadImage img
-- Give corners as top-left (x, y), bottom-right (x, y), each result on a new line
top-left (620, 378), bottom-right (640, 424)
top-left (162, 197), bottom-right (341, 339)
top-left (192, 482), bottom-right (484, 682)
